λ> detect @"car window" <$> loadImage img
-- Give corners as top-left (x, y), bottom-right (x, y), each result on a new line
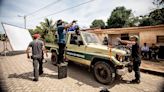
top-left (70, 34), bottom-right (83, 45)
top-left (81, 32), bottom-right (101, 44)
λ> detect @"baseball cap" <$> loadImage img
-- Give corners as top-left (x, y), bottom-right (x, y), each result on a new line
top-left (33, 34), bottom-right (40, 39)
top-left (57, 19), bottom-right (63, 25)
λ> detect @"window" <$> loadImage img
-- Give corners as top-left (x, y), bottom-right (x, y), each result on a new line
top-left (70, 34), bottom-right (83, 45)
top-left (81, 32), bottom-right (101, 44)
top-left (121, 34), bottom-right (129, 40)
top-left (157, 36), bottom-right (164, 43)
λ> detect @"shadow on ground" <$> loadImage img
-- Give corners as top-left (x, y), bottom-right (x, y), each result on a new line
top-left (7, 59), bottom-right (133, 89)
top-left (0, 75), bottom-right (8, 92)
top-left (8, 72), bottom-right (58, 81)
top-left (0, 51), bottom-right (26, 56)
top-left (43, 60), bottom-right (131, 89)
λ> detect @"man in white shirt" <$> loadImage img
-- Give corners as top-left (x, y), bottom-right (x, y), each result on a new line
top-left (141, 43), bottom-right (149, 58)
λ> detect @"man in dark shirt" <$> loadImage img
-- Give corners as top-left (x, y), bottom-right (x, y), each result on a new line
top-left (118, 35), bottom-right (141, 83)
top-left (149, 43), bottom-right (159, 60)
top-left (26, 34), bottom-right (48, 81)
top-left (56, 20), bottom-right (76, 64)
top-left (103, 37), bottom-right (108, 45)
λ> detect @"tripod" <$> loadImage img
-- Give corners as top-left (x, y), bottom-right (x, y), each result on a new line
top-left (1, 36), bottom-right (9, 56)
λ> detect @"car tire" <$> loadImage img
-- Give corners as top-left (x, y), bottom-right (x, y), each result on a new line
top-left (93, 61), bottom-right (115, 85)
top-left (51, 52), bottom-right (58, 65)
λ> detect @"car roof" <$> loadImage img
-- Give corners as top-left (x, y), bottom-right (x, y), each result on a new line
top-left (67, 30), bottom-right (91, 35)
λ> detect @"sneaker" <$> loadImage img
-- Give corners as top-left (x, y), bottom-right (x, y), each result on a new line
top-left (130, 79), bottom-right (140, 84)
top-left (39, 71), bottom-right (43, 75)
top-left (136, 80), bottom-right (140, 84)
top-left (33, 79), bottom-right (38, 82)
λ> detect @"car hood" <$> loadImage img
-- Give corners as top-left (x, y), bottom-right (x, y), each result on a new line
top-left (87, 43), bottom-right (127, 56)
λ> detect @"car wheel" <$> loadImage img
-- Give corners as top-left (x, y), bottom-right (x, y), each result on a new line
top-left (51, 52), bottom-right (58, 65)
top-left (93, 61), bottom-right (115, 84)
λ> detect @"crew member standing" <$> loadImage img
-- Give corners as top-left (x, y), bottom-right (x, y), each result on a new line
top-left (26, 34), bottom-right (48, 81)
top-left (118, 35), bottom-right (141, 83)
top-left (56, 20), bottom-right (76, 64)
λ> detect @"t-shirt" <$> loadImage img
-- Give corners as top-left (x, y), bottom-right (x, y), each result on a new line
top-left (57, 25), bottom-right (66, 44)
top-left (132, 43), bottom-right (141, 61)
top-left (68, 25), bottom-right (78, 32)
top-left (150, 46), bottom-right (159, 53)
top-left (28, 39), bottom-right (44, 58)
top-left (141, 46), bottom-right (149, 51)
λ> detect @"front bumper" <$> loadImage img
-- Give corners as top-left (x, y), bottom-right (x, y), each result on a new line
top-left (116, 67), bottom-right (129, 75)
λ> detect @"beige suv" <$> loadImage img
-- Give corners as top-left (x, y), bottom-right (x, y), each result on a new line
top-left (46, 31), bottom-right (131, 84)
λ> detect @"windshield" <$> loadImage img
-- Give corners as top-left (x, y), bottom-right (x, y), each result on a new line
top-left (81, 32), bottom-right (101, 44)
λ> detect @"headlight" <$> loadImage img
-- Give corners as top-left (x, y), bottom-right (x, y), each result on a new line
top-left (116, 54), bottom-right (130, 62)
top-left (116, 54), bottom-right (123, 62)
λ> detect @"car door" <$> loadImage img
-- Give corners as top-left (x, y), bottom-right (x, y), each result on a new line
top-left (66, 33), bottom-right (89, 65)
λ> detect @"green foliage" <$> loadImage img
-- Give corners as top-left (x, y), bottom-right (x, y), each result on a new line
top-left (90, 19), bottom-right (105, 28)
top-left (105, 6), bottom-right (164, 28)
top-left (139, 8), bottom-right (164, 26)
top-left (28, 29), bottom-right (35, 35)
top-left (107, 6), bottom-right (136, 28)
top-left (40, 18), bottom-right (55, 35)
top-left (28, 18), bottom-right (56, 43)
top-left (45, 33), bottom-right (55, 43)
top-left (125, 16), bottom-right (139, 27)
top-left (139, 16), bottom-right (154, 26)
top-left (153, 0), bottom-right (164, 8)
top-left (149, 8), bottom-right (164, 25)
top-left (139, 0), bottom-right (164, 26)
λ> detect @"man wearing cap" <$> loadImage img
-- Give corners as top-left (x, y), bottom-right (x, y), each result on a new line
top-left (118, 35), bottom-right (141, 83)
top-left (26, 34), bottom-right (48, 81)
top-left (56, 20), bottom-right (76, 64)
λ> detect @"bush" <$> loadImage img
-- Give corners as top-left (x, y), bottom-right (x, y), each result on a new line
top-left (45, 33), bottom-right (55, 43)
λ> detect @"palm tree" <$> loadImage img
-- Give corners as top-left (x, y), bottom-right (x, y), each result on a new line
top-left (35, 26), bottom-right (45, 38)
top-left (30, 18), bottom-right (56, 43)
top-left (40, 18), bottom-right (56, 38)
top-left (40, 18), bottom-right (56, 43)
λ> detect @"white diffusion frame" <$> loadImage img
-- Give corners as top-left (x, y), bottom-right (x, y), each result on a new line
top-left (2, 23), bottom-right (33, 51)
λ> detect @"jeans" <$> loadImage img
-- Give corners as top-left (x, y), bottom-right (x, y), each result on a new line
top-left (141, 51), bottom-right (149, 58)
top-left (33, 58), bottom-right (43, 80)
top-left (149, 51), bottom-right (158, 60)
top-left (58, 43), bottom-right (66, 64)
top-left (133, 60), bottom-right (141, 80)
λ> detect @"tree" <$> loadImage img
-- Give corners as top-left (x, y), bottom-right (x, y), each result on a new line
top-left (40, 18), bottom-right (56, 38)
top-left (139, 8), bottom-right (164, 26)
top-left (139, 15), bottom-right (154, 26)
top-left (149, 8), bottom-right (164, 25)
top-left (28, 18), bottom-right (56, 43)
top-left (28, 29), bottom-right (35, 35)
top-left (153, 0), bottom-right (164, 8)
top-left (90, 19), bottom-right (105, 28)
top-left (107, 6), bottom-right (135, 28)
top-left (125, 16), bottom-right (139, 27)
top-left (138, 0), bottom-right (164, 26)
top-left (159, 0), bottom-right (164, 4)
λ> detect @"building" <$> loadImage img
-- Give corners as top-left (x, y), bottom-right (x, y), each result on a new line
top-left (86, 25), bottom-right (164, 59)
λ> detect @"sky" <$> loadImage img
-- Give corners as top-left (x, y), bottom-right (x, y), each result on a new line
top-left (0, 0), bottom-right (156, 34)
